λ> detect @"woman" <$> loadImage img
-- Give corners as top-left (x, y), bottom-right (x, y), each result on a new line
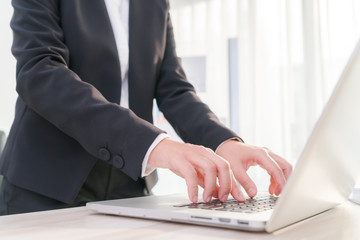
top-left (0, 0), bottom-right (292, 215)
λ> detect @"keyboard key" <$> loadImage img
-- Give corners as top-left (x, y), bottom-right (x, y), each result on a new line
top-left (174, 195), bottom-right (278, 214)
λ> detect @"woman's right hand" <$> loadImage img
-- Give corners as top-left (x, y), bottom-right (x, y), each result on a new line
top-left (148, 138), bottom-right (245, 203)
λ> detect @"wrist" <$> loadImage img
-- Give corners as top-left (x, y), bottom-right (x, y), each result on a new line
top-left (216, 137), bottom-right (243, 155)
top-left (148, 137), bottom-right (172, 167)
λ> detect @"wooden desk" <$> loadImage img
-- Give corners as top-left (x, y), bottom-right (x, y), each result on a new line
top-left (0, 201), bottom-right (359, 240)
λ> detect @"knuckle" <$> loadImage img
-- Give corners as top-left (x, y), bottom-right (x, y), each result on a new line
top-left (188, 184), bottom-right (198, 190)
top-left (223, 187), bottom-right (232, 192)
top-left (204, 163), bottom-right (217, 173)
top-left (254, 148), bottom-right (267, 159)
top-left (187, 169), bottom-right (198, 179)
top-left (188, 143), bottom-right (199, 149)
top-left (185, 178), bottom-right (197, 189)
top-left (218, 160), bottom-right (230, 171)
top-left (205, 147), bottom-right (215, 153)
top-left (242, 182), bottom-right (254, 190)
top-left (263, 147), bottom-right (270, 151)
top-left (187, 144), bottom-right (206, 153)
top-left (196, 145), bottom-right (207, 152)
top-left (272, 169), bottom-right (284, 181)
top-left (185, 143), bottom-right (196, 151)
top-left (180, 165), bottom-right (197, 180)
top-left (219, 183), bottom-right (231, 190)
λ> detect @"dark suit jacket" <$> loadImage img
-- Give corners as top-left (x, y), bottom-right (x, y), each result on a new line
top-left (0, 0), bottom-right (238, 204)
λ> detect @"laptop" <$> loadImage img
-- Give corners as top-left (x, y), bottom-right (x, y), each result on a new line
top-left (87, 40), bottom-right (360, 232)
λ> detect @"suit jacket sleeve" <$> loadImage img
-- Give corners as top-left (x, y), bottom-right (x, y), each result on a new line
top-left (11, 0), bottom-right (164, 180)
top-left (155, 5), bottom-right (239, 150)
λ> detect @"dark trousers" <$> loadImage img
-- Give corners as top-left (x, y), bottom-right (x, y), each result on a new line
top-left (0, 160), bottom-right (147, 215)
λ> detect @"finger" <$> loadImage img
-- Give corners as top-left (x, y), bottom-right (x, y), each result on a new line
top-left (266, 149), bottom-right (293, 180)
top-left (269, 176), bottom-right (277, 195)
top-left (197, 174), bottom-right (220, 200)
top-left (198, 159), bottom-right (217, 202)
top-left (255, 149), bottom-right (286, 193)
top-left (232, 167), bottom-right (257, 198)
top-left (213, 186), bottom-right (219, 199)
top-left (204, 148), bottom-right (232, 202)
top-left (187, 151), bottom-right (218, 202)
top-left (274, 184), bottom-right (281, 196)
top-left (175, 161), bottom-right (199, 203)
top-left (229, 171), bottom-right (246, 202)
top-left (172, 161), bottom-right (218, 198)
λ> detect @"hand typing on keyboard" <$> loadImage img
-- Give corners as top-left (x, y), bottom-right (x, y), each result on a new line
top-left (149, 139), bottom-right (292, 204)
top-left (174, 195), bottom-right (279, 214)
top-left (216, 141), bottom-right (292, 199)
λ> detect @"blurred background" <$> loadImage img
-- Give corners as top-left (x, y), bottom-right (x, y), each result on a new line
top-left (0, 0), bottom-right (359, 195)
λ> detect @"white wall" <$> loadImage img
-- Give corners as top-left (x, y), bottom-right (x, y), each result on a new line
top-left (0, 0), bottom-right (16, 136)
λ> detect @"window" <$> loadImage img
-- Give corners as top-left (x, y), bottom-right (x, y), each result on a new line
top-left (152, 0), bottom-right (360, 194)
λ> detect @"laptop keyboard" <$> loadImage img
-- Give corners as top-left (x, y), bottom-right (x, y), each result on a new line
top-left (173, 195), bottom-right (278, 214)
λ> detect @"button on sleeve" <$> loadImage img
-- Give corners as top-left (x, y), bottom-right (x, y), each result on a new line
top-left (98, 148), bottom-right (111, 161)
top-left (112, 154), bottom-right (125, 169)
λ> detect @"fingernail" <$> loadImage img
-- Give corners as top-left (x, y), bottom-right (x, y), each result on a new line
top-left (192, 196), bottom-right (198, 203)
top-left (248, 188), bottom-right (256, 197)
top-left (206, 196), bottom-right (212, 202)
top-left (221, 194), bottom-right (229, 202)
